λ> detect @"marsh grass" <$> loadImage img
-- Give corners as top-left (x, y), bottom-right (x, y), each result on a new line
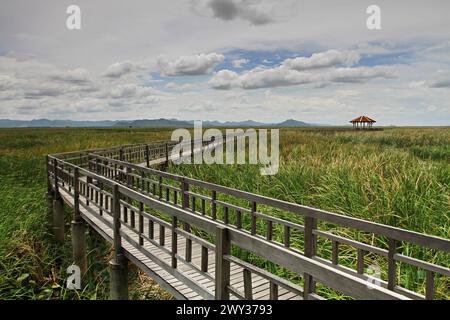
top-left (168, 128), bottom-right (449, 299)
top-left (0, 127), bottom-right (173, 299)
top-left (0, 127), bottom-right (448, 299)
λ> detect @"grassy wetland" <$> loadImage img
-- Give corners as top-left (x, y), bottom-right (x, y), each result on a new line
top-left (0, 127), bottom-right (449, 299)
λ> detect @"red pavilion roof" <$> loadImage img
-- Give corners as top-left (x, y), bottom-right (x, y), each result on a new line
top-left (349, 116), bottom-right (376, 123)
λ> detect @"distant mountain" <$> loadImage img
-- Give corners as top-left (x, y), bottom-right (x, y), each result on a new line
top-left (0, 119), bottom-right (117, 128)
top-left (112, 118), bottom-right (319, 127)
top-left (0, 118), bottom-right (322, 128)
top-left (276, 119), bottom-right (313, 127)
top-left (114, 118), bottom-right (192, 128)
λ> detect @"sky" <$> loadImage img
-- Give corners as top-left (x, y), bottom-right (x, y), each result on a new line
top-left (0, 0), bottom-right (450, 126)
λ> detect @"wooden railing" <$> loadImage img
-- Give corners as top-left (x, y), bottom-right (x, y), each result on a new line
top-left (46, 138), bottom-right (450, 300)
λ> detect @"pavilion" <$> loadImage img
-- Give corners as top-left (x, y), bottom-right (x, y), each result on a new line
top-left (350, 116), bottom-right (376, 130)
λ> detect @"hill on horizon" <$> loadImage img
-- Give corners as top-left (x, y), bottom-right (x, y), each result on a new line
top-left (0, 118), bottom-right (321, 128)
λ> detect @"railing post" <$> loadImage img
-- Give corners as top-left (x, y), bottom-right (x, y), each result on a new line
top-left (126, 167), bottom-right (132, 188)
top-left (53, 158), bottom-right (59, 199)
top-left (145, 145), bottom-right (150, 168)
top-left (190, 138), bottom-right (195, 163)
top-left (211, 190), bottom-right (217, 220)
top-left (165, 142), bottom-right (169, 165)
top-left (109, 184), bottom-right (128, 300)
top-left (243, 268), bottom-right (252, 299)
top-left (119, 147), bottom-right (124, 161)
top-left (171, 216), bottom-right (178, 268)
top-left (86, 176), bottom-right (92, 206)
top-left (250, 202), bottom-right (257, 235)
top-left (95, 158), bottom-right (100, 174)
top-left (269, 282), bottom-right (278, 300)
top-left (182, 179), bottom-right (192, 262)
top-left (387, 238), bottom-right (397, 291)
top-left (215, 226), bottom-right (230, 300)
top-left (303, 216), bottom-right (317, 299)
top-left (138, 202), bottom-right (144, 246)
top-left (71, 168), bottom-right (87, 278)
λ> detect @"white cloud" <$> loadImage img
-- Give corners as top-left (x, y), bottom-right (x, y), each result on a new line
top-left (282, 50), bottom-right (360, 71)
top-left (209, 69), bottom-right (239, 89)
top-left (164, 82), bottom-right (198, 90)
top-left (109, 84), bottom-right (137, 99)
top-left (210, 50), bottom-right (394, 90)
top-left (104, 61), bottom-right (137, 78)
top-left (0, 74), bottom-right (21, 90)
top-left (48, 68), bottom-right (90, 83)
top-left (231, 58), bottom-right (249, 68)
top-left (158, 53), bottom-right (224, 76)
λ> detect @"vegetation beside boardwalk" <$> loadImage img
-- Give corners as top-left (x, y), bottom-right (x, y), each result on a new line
top-left (0, 128), bottom-right (173, 299)
top-left (168, 128), bottom-right (450, 299)
top-left (0, 127), bottom-right (448, 299)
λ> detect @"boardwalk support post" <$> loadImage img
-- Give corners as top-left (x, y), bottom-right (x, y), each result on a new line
top-left (46, 191), bottom-right (54, 230)
top-left (52, 158), bottom-right (64, 244)
top-left (45, 156), bottom-right (54, 229)
top-left (71, 168), bottom-right (87, 277)
top-left (215, 226), bottom-right (230, 300)
top-left (53, 197), bottom-right (65, 244)
top-left (110, 184), bottom-right (129, 300)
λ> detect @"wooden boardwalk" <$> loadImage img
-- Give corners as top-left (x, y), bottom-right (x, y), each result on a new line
top-left (59, 185), bottom-right (301, 300)
top-left (47, 138), bottom-right (450, 300)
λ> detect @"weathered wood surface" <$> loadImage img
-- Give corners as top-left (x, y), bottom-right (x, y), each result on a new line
top-left (58, 186), bottom-right (302, 300)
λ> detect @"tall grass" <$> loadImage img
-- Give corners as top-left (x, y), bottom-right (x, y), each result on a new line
top-left (168, 128), bottom-right (450, 299)
top-left (0, 127), bottom-right (173, 299)
top-left (0, 127), bottom-right (448, 299)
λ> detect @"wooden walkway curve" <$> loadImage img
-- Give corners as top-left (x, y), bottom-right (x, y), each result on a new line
top-left (46, 137), bottom-right (450, 300)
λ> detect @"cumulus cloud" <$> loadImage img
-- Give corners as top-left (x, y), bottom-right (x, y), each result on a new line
top-left (232, 58), bottom-right (249, 68)
top-left (107, 83), bottom-right (160, 99)
top-left (0, 74), bottom-right (21, 90)
top-left (210, 50), bottom-right (394, 90)
top-left (104, 61), bottom-right (137, 78)
top-left (48, 68), bottom-right (90, 83)
top-left (109, 84), bottom-right (137, 99)
top-left (164, 82), bottom-right (197, 90)
top-left (209, 69), bottom-right (239, 89)
top-left (158, 53), bottom-right (224, 76)
top-left (0, 53), bottom-right (164, 118)
top-left (282, 50), bottom-right (360, 71)
top-left (191, 0), bottom-right (297, 25)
